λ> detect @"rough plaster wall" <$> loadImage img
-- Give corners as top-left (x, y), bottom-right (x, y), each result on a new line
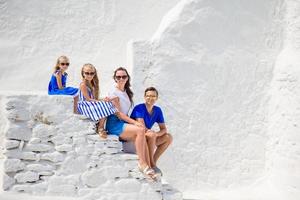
top-left (131, 0), bottom-right (284, 191)
top-left (0, 0), bottom-right (179, 93)
top-left (266, 0), bottom-right (300, 195)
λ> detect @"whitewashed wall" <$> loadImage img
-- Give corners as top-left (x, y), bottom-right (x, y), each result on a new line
top-left (0, 0), bottom-right (179, 94)
top-left (130, 0), bottom-right (297, 195)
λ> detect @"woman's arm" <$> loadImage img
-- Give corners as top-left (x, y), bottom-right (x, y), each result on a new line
top-left (79, 83), bottom-right (95, 102)
top-left (54, 71), bottom-right (64, 89)
top-left (112, 98), bottom-right (143, 126)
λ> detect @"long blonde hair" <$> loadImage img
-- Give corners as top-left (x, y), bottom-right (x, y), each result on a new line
top-left (81, 63), bottom-right (100, 100)
top-left (53, 55), bottom-right (69, 73)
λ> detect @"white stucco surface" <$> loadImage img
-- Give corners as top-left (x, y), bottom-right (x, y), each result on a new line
top-left (0, 0), bottom-right (179, 94)
top-left (130, 0), bottom-right (300, 199)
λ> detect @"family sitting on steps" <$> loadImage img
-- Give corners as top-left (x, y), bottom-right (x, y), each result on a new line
top-left (48, 55), bottom-right (172, 179)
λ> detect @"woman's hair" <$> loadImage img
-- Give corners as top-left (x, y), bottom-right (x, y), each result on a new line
top-left (54, 55), bottom-right (69, 73)
top-left (81, 63), bottom-right (100, 100)
top-left (144, 87), bottom-right (159, 97)
top-left (113, 67), bottom-right (134, 105)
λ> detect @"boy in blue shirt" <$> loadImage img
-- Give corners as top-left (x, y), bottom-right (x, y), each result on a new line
top-left (130, 87), bottom-right (172, 175)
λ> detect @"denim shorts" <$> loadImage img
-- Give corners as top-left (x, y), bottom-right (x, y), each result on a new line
top-left (105, 115), bottom-right (127, 136)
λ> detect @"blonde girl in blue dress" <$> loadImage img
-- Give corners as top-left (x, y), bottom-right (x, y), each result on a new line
top-left (77, 63), bottom-right (117, 138)
top-left (48, 55), bottom-right (79, 113)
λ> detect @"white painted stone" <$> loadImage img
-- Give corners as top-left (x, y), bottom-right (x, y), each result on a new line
top-left (28, 137), bottom-right (42, 144)
top-left (61, 156), bottom-right (87, 174)
top-left (77, 188), bottom-right (91, 197)
top-left (3, 173), bottom-right (15, 190)
top-left (32, 124), bottom-right (57, 139)
top-left (72, 136), bottom-right (86, 145)
top-left (20, 152), bottom-right (39, 161)
top-left (4, 149), bottom-right (21, 158)
top-left (101, 166), bottom-right (129, 179)
top-left (5, 124), bottom-right (32, 141)
top-left (94, 141), bottom-right (106, 149)
top-left (7, 108), bottom-right (30, 121)
top-left (41, 151), bottom-right (64, 163)
top-left (5, 140), bottom-right (20, 149)
top-left (47, 184), bottom-right (77, 196)
top-left (26, 163), bottom-right (55, 172)
top-left (74, 146), bottom-right (89, 156)
top-left (15, 171), bottom-right (39, 183)
top-left (12, 184), bottom-right (33, 193)
top-left (47, 175), bottom-right (79, 196)
top-left (103, 147), bottom-right (121, 154)
top-left (26, 143), bottom-right (53, 152)
top-left (0, 94), bottom-right (181, 200)
top-left (4, 159), bottom-right (25, 172)
top-left (106, 135), bottom-right (120, 142)
top-left (55, 144), bottom-right (73, 152)
top-left (18, 140), bottom-right (25, 150)
top-left (119, 153), bottom-right (139, 160)
top-left (50, 135), bottom-right (72, 146)
top-left (115, 178), bottom-right (142, 193)
top-left (87, 134), bottom-right (101, 142)
top-left (81, 169), bottom-right (107, 188)
top-left (39, 171), bottom-right (54, 176)
top-left (31, 182), bottom-right (48, 195)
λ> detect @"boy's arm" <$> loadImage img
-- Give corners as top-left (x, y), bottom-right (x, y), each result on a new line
top-left (156, 123), bottom-right (167, 137)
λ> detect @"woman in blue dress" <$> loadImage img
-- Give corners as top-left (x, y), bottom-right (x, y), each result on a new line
top-left (77, 63), bottom-right (117, 138)
top-left (48, 56), bottom-right (79, 113)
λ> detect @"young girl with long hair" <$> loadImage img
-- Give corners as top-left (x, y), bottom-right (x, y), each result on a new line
top-left (48, 55), bottom-right (79, 113)
top-left (77, 63), bottom-right (117, 138)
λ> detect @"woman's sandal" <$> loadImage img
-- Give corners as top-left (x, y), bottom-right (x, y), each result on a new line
top-left (98, 128), bottom-right (108, 139)
top-left (138, 165), bottom-right (157, 180)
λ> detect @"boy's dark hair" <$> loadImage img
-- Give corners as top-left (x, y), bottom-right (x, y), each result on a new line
top-left (144, 87), bottom-right (158, 97)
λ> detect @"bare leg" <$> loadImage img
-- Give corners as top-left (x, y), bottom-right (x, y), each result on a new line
top-left (97, 118), bottom-right (107, 139)
top-left (153, 133), bottom-right (172, 166)
top-left (73, 96), bottom-right (79, 114)
top-left (98, 118), bottom-right (106, 129)
top-left (146, 135), bottom-right (157, 168)
top-left (119, 124), bottom-right (149, 167)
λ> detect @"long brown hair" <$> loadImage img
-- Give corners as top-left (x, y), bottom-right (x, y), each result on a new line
top-left (81, 63), bottom-right (100, 100)
top-left (53, 55), bottom-right (69, 73)
top-left (113, 67), bottom-right (134, 105)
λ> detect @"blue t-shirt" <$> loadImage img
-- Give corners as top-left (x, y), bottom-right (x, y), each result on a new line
top-left (130, 103), bottom-right (165, 129)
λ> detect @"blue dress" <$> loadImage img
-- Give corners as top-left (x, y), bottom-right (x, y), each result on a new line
top-left (48, 72), bottom-right (78, 96)
top-left (77, 87), bottom-right (117, 121)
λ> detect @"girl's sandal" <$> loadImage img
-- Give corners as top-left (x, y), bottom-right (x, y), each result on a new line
top-left (98, 128), bottom-right (108, 139)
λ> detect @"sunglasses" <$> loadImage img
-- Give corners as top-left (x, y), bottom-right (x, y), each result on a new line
top-left (84, 72), bottom-right (95, 76)
top-left (115, 75), bottom-right (128, 80)
top-left (60, 63), bottom-right (70, 66)
top-left (145, 95), bottom-right (157, 98)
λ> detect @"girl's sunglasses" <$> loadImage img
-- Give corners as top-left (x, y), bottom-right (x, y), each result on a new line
top-left (115, 75), bottom-right (128, 80)
top-left (84, 72), bottom-right (95, 76)
top-left (60, 63), bottom-right (70, 66)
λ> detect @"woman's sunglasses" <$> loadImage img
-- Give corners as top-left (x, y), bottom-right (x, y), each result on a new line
top-left (84, 72), bottom-right (95, 76)
top-left (115, 75), bottom-right (128, 80)
top-left (60, 63), bottom-right (70, 66)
